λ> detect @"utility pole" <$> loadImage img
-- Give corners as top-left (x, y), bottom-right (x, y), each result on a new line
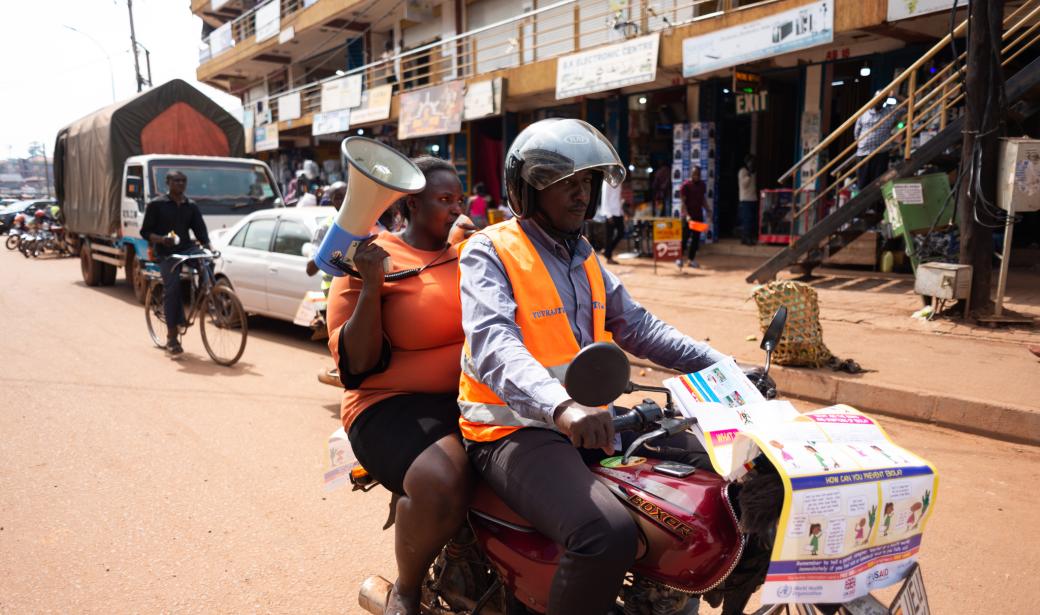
top-left (957, 0), bottom-right (1005, 318)
top-left (127, 0), bottom-right (145, 92)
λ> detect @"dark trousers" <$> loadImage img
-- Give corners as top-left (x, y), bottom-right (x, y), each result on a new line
top-left (159, 253), bottom-right (199, 338)
top-left (603, 216), bottom-right (625, 259)
top-left (738, 201), bottom-right (758, 244)
top-left (467, 428), bottom-right (709, 615)
top-left (856, 154), bottom-right (890, 192)
top-left (682, 221), bottom-right (702, 262)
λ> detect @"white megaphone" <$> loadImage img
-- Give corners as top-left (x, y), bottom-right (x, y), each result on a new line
top-left (314, 137), bottom-right (426, 276)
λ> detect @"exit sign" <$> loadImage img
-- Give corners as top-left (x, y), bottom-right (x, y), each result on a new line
top-left (736, 90), bottom-right (769, 114)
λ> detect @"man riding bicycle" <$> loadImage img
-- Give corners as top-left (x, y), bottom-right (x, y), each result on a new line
top-left (458, 119), bottom-right (772, 615)
top-left (140, 170), bottom-right (211, 356)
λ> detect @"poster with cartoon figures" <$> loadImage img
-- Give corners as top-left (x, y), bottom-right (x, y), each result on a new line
top-left (728, 405), bottom-right (938, 604)
top-left (664, 363), bottom-right (798, 475)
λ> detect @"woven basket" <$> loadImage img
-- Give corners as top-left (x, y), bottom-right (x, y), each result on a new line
top-left (751, 281), bottom-right (833, 367)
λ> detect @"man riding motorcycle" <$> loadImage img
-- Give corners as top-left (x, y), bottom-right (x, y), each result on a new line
top-left (457, 118), bottom-right (771, 615)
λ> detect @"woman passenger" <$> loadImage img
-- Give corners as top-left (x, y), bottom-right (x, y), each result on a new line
top-left (326, 156), bottom-right (473, 615)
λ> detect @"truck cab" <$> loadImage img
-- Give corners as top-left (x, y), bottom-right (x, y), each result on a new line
top-left (121, 154), bottom-right (283, 241)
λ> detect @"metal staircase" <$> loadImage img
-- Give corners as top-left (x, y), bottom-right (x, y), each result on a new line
top-left (748, 1), bottom-right (1040, 283)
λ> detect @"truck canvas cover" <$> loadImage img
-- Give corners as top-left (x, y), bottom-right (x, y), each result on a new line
top-left (53, 79), bottom-right (245, 236)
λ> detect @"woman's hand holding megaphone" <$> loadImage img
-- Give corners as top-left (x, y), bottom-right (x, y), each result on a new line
top-left (353, 237), bottom-right (391, 287)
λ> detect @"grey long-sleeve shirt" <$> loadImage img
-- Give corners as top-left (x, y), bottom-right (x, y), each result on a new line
top-left (459, 218), bottom-right (727, 426)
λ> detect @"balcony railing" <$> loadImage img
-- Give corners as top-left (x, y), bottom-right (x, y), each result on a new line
top-left (250, 0), bottom-right (777, 124)
top-left (200, 0), bottom-right (310, 63)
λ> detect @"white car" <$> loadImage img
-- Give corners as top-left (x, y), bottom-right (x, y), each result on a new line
top-left (213, 206), bottom-right (335, 324)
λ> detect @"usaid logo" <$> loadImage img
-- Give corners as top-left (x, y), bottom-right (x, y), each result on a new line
top-left (869, 569), bottom-right (890, 583)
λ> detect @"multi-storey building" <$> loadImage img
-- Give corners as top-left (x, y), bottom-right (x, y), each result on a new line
top-left (192, 0), bottom-right (1018, 239)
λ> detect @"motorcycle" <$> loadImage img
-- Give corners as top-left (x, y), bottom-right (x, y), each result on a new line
top-left (5, 227), bottom-right (24, 251)
top-left (355, 309), bottom-right (794, 615)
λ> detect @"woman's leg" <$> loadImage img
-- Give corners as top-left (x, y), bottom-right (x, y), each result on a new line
top-left (385, 433), bottom-right (474, 615)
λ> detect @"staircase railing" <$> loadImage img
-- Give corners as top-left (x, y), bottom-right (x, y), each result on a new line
top-left (779, 0), bottom-right (1040, 246)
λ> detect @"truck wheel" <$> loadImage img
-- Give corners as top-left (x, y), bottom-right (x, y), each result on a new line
top-left (80, 240), bottom-right (103, 287)
top-left (100, 262), bottom-right (117, 286)
top-left (126, 252), bottom-right (148, 303)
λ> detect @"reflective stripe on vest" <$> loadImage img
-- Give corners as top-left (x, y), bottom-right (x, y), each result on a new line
top-left (457, 219), bottom-right (613, 442)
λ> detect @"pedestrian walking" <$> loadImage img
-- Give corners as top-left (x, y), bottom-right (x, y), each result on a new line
top-left (140, 171), bottom-right (211, 356)
top-left (467, 182), bottom-right (490, 229)
top-left (599, 176), bottom-right (625, 264)
top-left (738, 154), bottom-right (758, 245)
top-left (679, 167), bottom-right (710, 268)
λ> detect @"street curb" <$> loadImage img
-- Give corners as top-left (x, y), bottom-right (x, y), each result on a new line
top-left (627, 356), bottom-right (1040, 446)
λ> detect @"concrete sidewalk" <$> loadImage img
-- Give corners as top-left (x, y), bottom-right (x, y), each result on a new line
top-left (606, 248), bottom-right (1040, 445)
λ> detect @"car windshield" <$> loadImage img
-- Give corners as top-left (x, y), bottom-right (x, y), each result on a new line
top-left (151, 164), bottom-right (276, 203)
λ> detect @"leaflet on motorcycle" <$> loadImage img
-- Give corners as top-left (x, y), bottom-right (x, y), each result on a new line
top-left (731, 405), bottom-right (939, 605)
top-left (663, 358), bottom-right (797, 475)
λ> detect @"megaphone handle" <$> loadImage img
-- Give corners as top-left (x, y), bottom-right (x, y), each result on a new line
top-left (382, 256), bottom-right (392, 273)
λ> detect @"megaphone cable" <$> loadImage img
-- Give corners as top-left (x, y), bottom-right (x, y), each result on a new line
top-left (330, 243), bottom-right (457, 282)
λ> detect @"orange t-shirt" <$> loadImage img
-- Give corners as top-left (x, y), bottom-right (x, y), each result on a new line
top-left (327, 232), bottom-right (464, 430)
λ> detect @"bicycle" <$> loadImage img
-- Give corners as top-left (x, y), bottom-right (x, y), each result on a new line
top-left (143, 249), bottom-right (248, 366)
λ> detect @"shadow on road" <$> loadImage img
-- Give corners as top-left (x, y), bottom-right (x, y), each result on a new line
top-left (323, 402), bottom-right (340, 420)
top-left (173, 353), bottom-right (261, 377)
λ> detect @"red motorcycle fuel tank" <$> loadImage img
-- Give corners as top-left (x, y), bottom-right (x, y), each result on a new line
top-left (592, 457), bottom-right (744, 593)
top-left (468, 458), bottom-right (743, 613)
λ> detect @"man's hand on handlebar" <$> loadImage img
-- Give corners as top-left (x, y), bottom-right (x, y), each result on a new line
top-left (554, 401), bottom-right (615, 454)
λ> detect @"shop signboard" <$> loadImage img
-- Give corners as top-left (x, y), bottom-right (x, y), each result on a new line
top-left (209, 22), bottom-right (234, 57)
top-left (682, 0), bottom-right (833, 78)
top-left (255, 124), bottom-right (279, 152)
top-left (735, 91), bottom-right (769, 115)
top-left (312, 109), bottom-right (351, 136)
top-left (277, 91), bottom-right (301, 121)
top-left (888, 0), bottom-right (965, 21)
top-left (652, 218), bottom-right (682, 263)
top-left (556, 33), bottom-right (659, 100)
top-left (398, 81), bottom-right (465, 140)
top-left (350, 84), bottom-right (394, 125)
top-left (321, 75), bottom-right (363, 112)
top-left (463, 78), bottom-right (504, 121)
top-left (255, 0), bottom-right (280, 43)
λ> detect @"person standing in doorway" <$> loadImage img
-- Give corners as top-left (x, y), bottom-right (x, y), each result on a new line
top-left (738, 154), bottom-right (758, 245)
top-left (467, 182), bottom-right (490, 229)
top-left (679, 167), bottom-right (710, 269)
top-left (599, 176), bottom-right (625, 264)
top-left (854, 93), bottom-right (904, 192)
top-left (140, 171), bottom-right (211, 356)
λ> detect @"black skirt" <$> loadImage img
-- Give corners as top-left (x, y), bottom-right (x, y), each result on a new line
top-left (347, 392), bottom-right (462, 495)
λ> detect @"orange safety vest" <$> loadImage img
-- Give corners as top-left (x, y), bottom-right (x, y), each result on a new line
top-left (458, 219), bottom-right (613, 442)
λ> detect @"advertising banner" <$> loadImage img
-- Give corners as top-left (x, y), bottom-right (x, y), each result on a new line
top-left (277, 91), bottom-right (301, 121)
top-left (350, 84), bottom-right (394, 125)
top-left (398, 81), bottom-right (465, 140)
top-left (209, 22), bottom-right (234, 57)
top-left (557, 33), bottom-right (659, 100)
top-left (255, 1), bottom-right (281, 43)
top-left (888, 0), bottom-right (966, 21)
top-left (463, 78), bottom-right (504, 121)
top-left (682, 0), bottom-right (833, 78)
top-left (312, 109), bottom-right (351, 136)
top-left (255, 124), bottom-right (279, 152)
top-left (321, 75), bottom-right (363, 112)
top-left (652, 218), bottom-right (682, 261)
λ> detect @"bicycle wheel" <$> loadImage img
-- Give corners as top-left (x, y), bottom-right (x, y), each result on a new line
top-left (144, 281), bottom-right (169, 348)
top-left (200, 284), bottom-right (248, 366)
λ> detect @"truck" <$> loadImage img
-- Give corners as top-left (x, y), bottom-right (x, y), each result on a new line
top-left (53, 79), bottom-right (283, 302)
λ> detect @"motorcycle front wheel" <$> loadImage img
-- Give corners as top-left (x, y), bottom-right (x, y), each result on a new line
top-left (5, 235), bottom-right (18, 250)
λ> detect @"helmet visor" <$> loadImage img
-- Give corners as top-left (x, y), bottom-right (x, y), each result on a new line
top-left (517, 120), bottom-right (626, 191)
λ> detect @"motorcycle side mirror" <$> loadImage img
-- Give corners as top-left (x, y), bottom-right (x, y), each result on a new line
top-left (563, 342), bottom-right (631, 407)
top-left (759, 306), bottom-right (788, 377)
